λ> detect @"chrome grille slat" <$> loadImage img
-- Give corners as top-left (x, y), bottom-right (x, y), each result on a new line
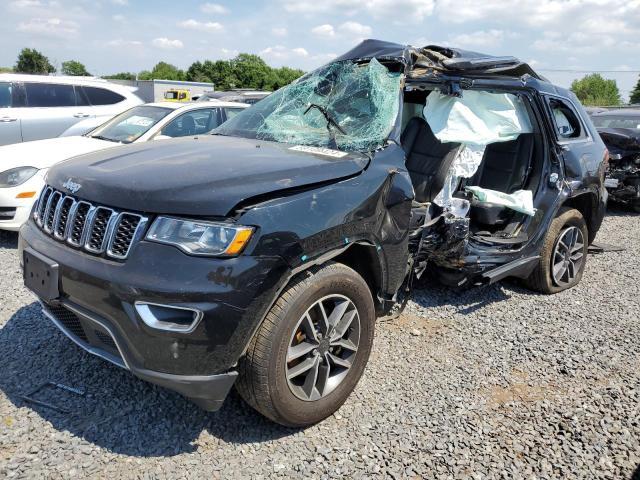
top-left (85, 207), bottom-right (116, 253)
top-left (107, 213), bottom-right (147, 259)
top-left (54, 196), bottom-right (75, 240)
top-left (43, 191), bottom-right (63, 233)
top-left (67, 202), bottom-right (93, 247)
top-left (35, 187), bottom-right (52, 225)
top-left (34, 186), bottom-right (147, 261)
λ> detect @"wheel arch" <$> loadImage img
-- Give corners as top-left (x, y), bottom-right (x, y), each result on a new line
top-left (331, 243), bottom-right (385, 309)
top-left (562, 191), bottom-right (599, 244)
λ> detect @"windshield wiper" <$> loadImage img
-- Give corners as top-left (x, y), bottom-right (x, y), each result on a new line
top-left (90, 135), bottom-right (121, 143)
top-left (304, 103), bottom-right (346, 149)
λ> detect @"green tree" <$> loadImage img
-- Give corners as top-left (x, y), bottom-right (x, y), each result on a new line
top-left (139, 62), bottom-right (184, 81)
top-left (185, 54), bottom-right (304, 91)
top-left (231, 54), bottom-right (272, 89)
top-left (61, 60), bottom-right (91, 76)
top-left (0, 67), bottom-right (13, 73)
top-left (570, 73), bottom-right (621, 106)
top-left (103, 72), bottom-right (136, 81)
top-left (630, 75), bottom-right (640, 104)
top-left (14, 48), bottom-right (55, 74)
top-left (271, 66), bottom-right (304, 90)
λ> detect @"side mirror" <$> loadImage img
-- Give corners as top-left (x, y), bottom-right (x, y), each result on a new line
top-left (154, 134), bottom-right (172, 141)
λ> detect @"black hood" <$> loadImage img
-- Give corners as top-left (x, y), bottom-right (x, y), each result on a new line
top-left (48, 135), bottom-right (368, 217)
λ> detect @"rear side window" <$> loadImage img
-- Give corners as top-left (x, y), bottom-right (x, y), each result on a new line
top-left (25, 83), bottom-right (76, 107)
top-left (0, 82), bottom-right (11, 108)
top-left (82, 86), bottom-right (126, 105)
top-left (25, 83), bottom-right (77, 107)
top-left (548, 98), bottom-right (587, 141)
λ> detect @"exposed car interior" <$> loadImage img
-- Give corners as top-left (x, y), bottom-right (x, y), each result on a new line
top-left (401, 87), bottom-right (545, 244)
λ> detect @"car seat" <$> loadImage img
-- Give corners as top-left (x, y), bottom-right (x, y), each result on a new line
top-left (467, 134), bottom-right (534, 225)
top-left (401, 117), bottom-right (461, 204)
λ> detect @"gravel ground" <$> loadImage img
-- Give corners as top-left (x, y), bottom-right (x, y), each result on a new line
top-left (1, 211), bottom-right (639, 479)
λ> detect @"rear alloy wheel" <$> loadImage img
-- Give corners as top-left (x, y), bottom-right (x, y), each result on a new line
top-left (236, 262), bottom-right (375, 427)
top-left (551, 226), bottom-right (585, 288)
top-left (524, 207), bottom-right (589, 294)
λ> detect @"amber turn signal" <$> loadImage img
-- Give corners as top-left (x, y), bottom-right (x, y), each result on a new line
top-left (224, 228), bottom-right (254, 255)
top-left (16, 191), bottom-right (37, 199)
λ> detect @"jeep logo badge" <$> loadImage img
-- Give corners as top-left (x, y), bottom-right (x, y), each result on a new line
top-left (62, 179), bottom-right (82, 194)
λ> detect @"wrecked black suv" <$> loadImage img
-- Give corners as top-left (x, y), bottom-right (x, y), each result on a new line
top-left (591, 109), bottom-right (640, 212)
top-left (19, 40), bottom-right (607, 427)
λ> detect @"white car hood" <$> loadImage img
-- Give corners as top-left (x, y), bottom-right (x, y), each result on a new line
top-left (0, 136), bottom-right (118, 172)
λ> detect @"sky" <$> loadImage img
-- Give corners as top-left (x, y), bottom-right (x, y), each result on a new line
top-left (1, 0), bottom-right (639, 100)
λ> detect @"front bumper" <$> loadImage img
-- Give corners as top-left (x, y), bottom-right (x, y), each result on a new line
top-left (20, 220), bottom-right (290, 410)
top-left (0, 171), bottom-right (46, 231)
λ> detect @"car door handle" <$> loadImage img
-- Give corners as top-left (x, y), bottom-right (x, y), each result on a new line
top-left (74, 113), bottom-right (90, 118)
top-left (0, 116), bottom-right (17, 122)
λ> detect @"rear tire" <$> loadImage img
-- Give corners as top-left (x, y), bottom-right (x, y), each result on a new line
top-left (524, 208), bottom-right (588, 294)
top-left (236, 262), bottom-right (375, 427)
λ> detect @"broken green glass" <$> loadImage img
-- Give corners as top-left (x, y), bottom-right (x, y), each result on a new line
top-left (214, 59), bottom-right (403, 152)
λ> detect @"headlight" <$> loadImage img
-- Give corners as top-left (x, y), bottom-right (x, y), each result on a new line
top-left (0, 167), bottom-right (38, 188)
top-left (146, 217), bottom-right (254, 256)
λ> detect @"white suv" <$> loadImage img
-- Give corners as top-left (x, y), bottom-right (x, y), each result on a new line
top-left (0, 74), bottom-right (143, 146)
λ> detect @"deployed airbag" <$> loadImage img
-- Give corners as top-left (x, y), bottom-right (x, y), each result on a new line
top-left (424, 90), bottom-right (533, 146)
top-left (465, 186), bottom-right (536, 216)
top-left (424, 90), bottom-right (533, 208)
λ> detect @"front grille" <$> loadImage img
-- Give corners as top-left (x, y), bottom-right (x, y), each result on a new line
top-left (47, 304), bottom-right (88, 342)
top-left (34, 186), bottom-right (147, 260)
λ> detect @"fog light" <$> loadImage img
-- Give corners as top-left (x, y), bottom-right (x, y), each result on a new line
top-left (134, 302), bottom-right (203, 333)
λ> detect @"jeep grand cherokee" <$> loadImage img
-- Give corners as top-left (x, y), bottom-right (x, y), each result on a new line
top-left (19, 40), bottom-right (607, 427)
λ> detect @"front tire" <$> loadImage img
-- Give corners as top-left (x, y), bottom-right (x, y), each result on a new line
top-left (236, 262), bottom-right (375, 427)
top-left (524, 207), bottom-right (588, 294)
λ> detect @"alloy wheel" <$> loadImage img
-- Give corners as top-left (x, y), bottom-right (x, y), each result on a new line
top-left (285, 295), bottom-right (360, 402)
top-left (551, 226), bottom-right (585, 287)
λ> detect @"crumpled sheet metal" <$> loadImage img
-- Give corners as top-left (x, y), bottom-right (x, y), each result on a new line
top-left (257, 58), bottom-right (402, 152)
top-left (419, 214), bottom-right (470, 267)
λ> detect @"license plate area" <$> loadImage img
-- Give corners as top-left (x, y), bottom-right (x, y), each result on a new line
top-left (23, 248), bottom-right (60, 301)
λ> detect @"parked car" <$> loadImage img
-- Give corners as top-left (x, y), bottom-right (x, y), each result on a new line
top-left (0, 101), bottom-right (247, 231)
top-left (585, 106), bottom-right (608, 116)
top-left (19, 40), bottom-right (607, 427)
top-left (0, 74), bottom-right (143, 146)
top-left (591, 109), bottom-right (640, 212)
top-left (197, 89), bottom-right (271, 104)
top-left (60, 98), bottom-right (248, 137)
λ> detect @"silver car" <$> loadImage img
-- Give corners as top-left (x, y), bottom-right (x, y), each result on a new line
top-left (0, 74), bottom-right (143, 146)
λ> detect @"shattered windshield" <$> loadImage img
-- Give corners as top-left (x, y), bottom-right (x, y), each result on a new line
top-left (213, 59), bottom-right (402, 152)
